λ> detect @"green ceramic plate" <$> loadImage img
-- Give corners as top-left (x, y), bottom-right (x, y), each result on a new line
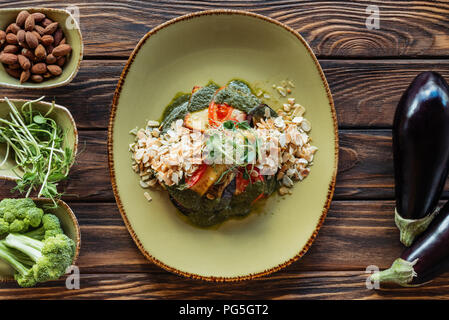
top-left (0, 198), bottom-right (81, 281)
top-left (109, 10), bottom-right (338, 281)
top-left (0, 98), bottom-right (78, 181)
top-left (0, 8), bottom-right (83, 89)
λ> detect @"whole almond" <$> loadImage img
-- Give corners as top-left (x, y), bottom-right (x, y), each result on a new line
top-left (34, 25), bottom-right (45, 36)
top-left (17, 54), bottom-right (31, 70)
top-left (46, 53), bottom-right (56, 64)
top-left (31, 12), bottom-right (46, 22)
top-left (31, 74), bottom-right (43, 83)
top-left (20, 69), bottom-right (30, 83)
top-left (31, 30), bottom-right (41, 42)
top-left (16, 10), bottom-right (30, 27)
top-left (52, 44), bottom-right (71, 57)
top-left (47, 64), bottom-right (62, 76)
top-left (35, 44), bottom-right (46, 60)
top-left (8, 63), bottom-right (20, 70)
top-left (43, 71), bottom-right (52, 79)
top-left (0, 52), bottom-right (18, 64)
top-left (43, 22), bottom-right (58, 35)
top-left (16, 29), bottom-right (25, 44)
top-left (21, 48), bottom-right (35, 61)
top-left (41, 18), bottom-right (53, 28)
top-left (46, 45), bottom-right (54, 55)
top-left (6, 23), bottom-right (20, 34)
top-left (0, 30), bottom-right (6, 45)
top-left (6, 33), bottom-right (17, 44)
top-left (3, 45), bottom-right (18, 54)
top-left (5, 67), bottom-right (20, 79)
top-left (53, 28), bottom-right (63, 46)
top-left (25, 31), bottom-right (38, 48)
top-left (31, 62), bottom-right (46, 74)
top-left (59, 38), bottom-right (66, 45)
top-left (56, 56), bottom-right (66, 67)
top-left (24, 15), bottom-right (35, 31)
top-left (41, 34), bottom-right (54, 46)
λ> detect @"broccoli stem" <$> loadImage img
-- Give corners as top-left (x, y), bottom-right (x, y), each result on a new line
top-left (24, 226), bottom-right (45, 240)
top-left (0, 242), bottom-right (29, 276)
top-left (4, 234), bottom-right (43, 262)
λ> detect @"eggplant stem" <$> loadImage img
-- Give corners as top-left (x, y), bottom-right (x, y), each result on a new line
top-left (395, 207), bottom-right (439, 246)
top-left (370, 258), bottom-right (419, 287)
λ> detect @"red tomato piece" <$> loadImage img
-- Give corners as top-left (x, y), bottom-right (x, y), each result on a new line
top-left (185, 163), bottom-right (208, 188)
top-left (208, 101), bottom-right (234, 127)
top-left (235, 166), bottom-right (264, 195)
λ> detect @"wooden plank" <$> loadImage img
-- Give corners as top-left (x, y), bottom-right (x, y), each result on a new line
top-left (0, 60), bottom-right (122, 130)
top-left (42, 201), bottom-right (405, 273)
top-left (324, 60), bottom-right (449, 128)
top-left (2, 200), bottom-right (449, 299)
top-left (2, 1), bottom-right (448, 58)
top-left (0, 129), bottom-right (445, 201)
top-left (3, 270), bottom-right (449, 299)
top-left (2, 60), bottom-right (448, 129)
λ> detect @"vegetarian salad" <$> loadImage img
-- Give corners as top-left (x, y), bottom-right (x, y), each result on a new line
top-left (130, 80), bottom-right (317, 227)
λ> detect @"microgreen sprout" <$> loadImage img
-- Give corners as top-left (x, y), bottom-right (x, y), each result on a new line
top-left (0, 97), bottom-right (74, 205)
top-left (204, 121), bottom-right (261, 185)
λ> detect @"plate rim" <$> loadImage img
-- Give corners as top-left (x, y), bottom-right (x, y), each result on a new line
top-left (107, 9), bottom-right (339, 282)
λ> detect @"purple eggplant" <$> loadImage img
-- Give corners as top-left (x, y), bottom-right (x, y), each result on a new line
top-left (371, 200), bottom-right (449, 286)
top-left (393, 71), bottom-right (449, 246)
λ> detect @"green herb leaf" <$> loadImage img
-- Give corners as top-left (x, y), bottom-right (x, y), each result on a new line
top-left (33, 115), bottom-right (46, 124)
top-left (237, 121), bottom-right (250, 130)
top-left (222, 120), bottom-right (235, 130)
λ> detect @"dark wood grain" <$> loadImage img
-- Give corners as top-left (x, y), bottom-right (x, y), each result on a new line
top-left (3, 270), bottom-right (449, 299)
top-left (2, 60), bottom-right (447, 129)
top-left (65, 201), bottom-right (405, 274)
top-left (0, 272), bottom-right (424, 299)
top-left (1, 1), bottom-right (448, 58)
top-left (4, 200), bottom-right (449, 300)
top-left (324, 60), bottom-right (449, 128)
top-left (0, 129), bottom-right (446, 201)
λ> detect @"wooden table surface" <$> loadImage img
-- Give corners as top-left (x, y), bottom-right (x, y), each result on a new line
top-left (0, 0), bottom-right (449, 300)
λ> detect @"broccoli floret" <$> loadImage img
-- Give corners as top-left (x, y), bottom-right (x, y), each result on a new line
top-left (0, 233), bottom-right (75, 287)
top-left (24, 214), bottom-right (63, 240)
top-left (0, 199), bottom-right (44, 235)
top-left (0, 218), bottom-right (9, 235)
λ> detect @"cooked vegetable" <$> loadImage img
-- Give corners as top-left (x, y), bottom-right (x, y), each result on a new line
top-left (185, 163), bottom-right (208, 188)
top-left (371, 200), bottom-right (449, 286)
top-left (0, 198), bottom-right (43, 235)
top-left (189, 164), bottom-right (227, 196)
top-left (247, 103), bottom-right (277, 125)
top-left (208, 101), bottom-right (234, 127)
top-left (235, 166), bottom-right (264, 195)
top-left (0, 97), bottom-right (74, 203)
top-left (393, 71), bottom-right (449, 246)
top-left (184, 108), bottom-right (209, 132)
top-left (0, 233), bottom-right (75, 287)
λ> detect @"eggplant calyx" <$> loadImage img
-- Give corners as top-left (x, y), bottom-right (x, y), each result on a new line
top-left (370, 258), bottom-right (418, 287)
top-left (395, 207), bottom-right (439, 247)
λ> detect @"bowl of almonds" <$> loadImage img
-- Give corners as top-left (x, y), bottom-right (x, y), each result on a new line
top-left (0, 8), bottom-right (83, 88)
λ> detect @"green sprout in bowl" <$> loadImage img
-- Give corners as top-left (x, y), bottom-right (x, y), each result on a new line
top-left (0, 97), bottom-right (74, 204)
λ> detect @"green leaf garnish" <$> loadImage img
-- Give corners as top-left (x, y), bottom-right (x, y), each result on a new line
top-left (222, 120), bottom-right (235, 130)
